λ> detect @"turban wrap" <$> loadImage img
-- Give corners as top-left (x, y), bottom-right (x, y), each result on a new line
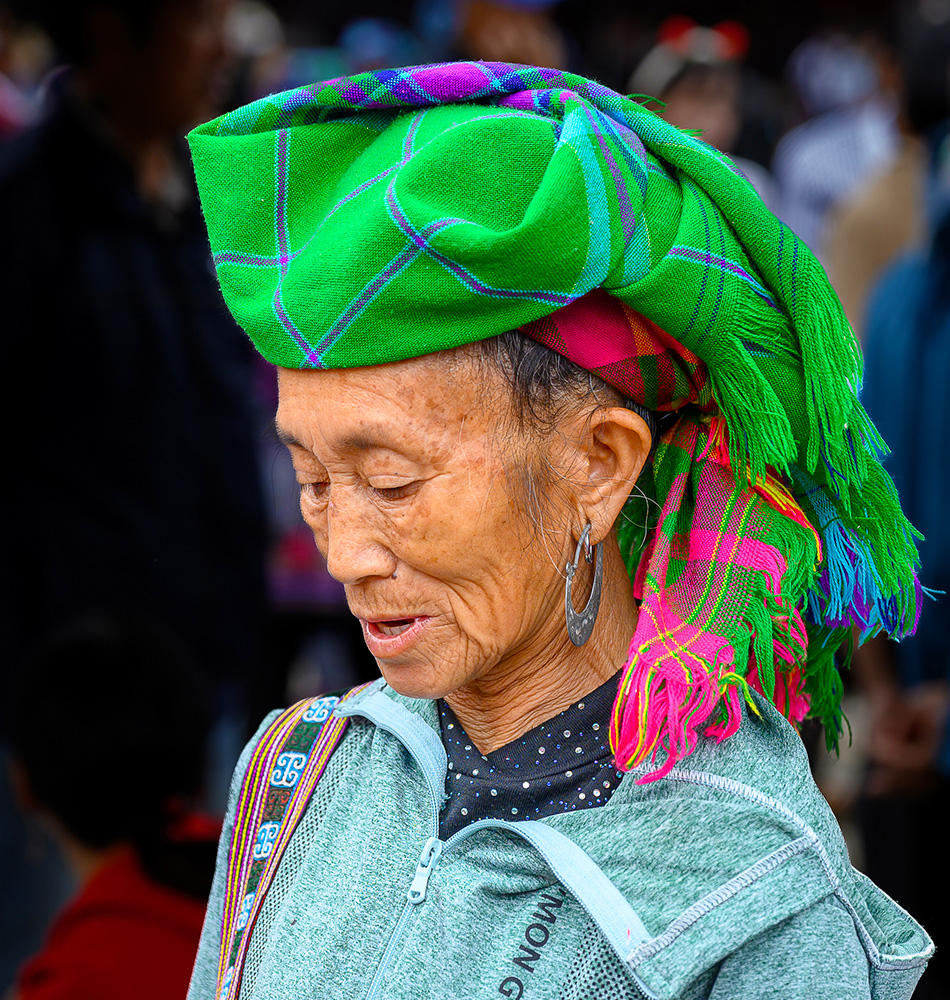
top-left (188, 61), bottom-right (921, 779)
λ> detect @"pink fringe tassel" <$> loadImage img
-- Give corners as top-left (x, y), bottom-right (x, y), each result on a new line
top-left (611, 600), bottom-right (737, 783)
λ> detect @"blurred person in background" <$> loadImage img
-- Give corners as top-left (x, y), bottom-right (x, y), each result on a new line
top-left (0, 0), bottom-right (269, 707)
top-left (771, 21), bottom-right (903, 260)
top-left (0, 0), bottom-right (270, 987)
top-left (825, 0), bottom-right (950, 339)
top-left (4, 616), bottom-right (219, 1000)
top-left (852, 120), bottom-right (950, 1000)
top-left (626, 16), bottom-right (778, 210)
top-left (451, 0), bottom-right (568, 70)
top-left (0, 5), bottom-right (43, 138)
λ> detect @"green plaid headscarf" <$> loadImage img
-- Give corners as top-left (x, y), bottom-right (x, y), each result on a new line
top-left (188, 61), bottom-right (921, 778)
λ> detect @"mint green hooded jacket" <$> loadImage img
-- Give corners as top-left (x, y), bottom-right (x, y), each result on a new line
top-left (187, 680), bottom-right (933, 999)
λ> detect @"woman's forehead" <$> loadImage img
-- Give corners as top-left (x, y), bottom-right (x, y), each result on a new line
top-left (274, 356), bottom-right (504, 456)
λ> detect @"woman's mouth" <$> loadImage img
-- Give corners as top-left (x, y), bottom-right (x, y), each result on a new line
top-left (361, 616), bottom-right (429, 657)
top-left (372, 619), bottom-right (414, 637)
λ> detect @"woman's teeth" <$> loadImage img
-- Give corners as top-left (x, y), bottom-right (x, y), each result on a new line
top-left (376, 619), bottom-right (414, 637)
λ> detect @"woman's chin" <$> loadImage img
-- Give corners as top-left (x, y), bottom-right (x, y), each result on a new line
top-left (375, 660), bottom-right (459, 702)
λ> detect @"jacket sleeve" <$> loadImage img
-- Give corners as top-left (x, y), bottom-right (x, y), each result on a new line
top-left (708, 894), bottom-right (872, 1000)
top-left (187, 710), bottom-right (283, 1000)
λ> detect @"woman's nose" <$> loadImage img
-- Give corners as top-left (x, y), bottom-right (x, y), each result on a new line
top-left (322, 492), bottom-right (397, 585)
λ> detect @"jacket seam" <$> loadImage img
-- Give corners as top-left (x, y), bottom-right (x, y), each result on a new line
top-left (626, 835), bottom-right (814, 966)
top-left (830, 889), bottom-right (934, 970)
top-left (652, 768), bottom-right (840, 885)
top-left (649, 767), bottom-right (933, 972)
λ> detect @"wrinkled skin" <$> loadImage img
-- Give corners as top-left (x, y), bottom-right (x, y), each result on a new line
top-left (276, 351), bottom-right (651, 750)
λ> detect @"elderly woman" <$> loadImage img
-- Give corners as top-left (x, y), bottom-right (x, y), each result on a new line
top-left (185, 63), bottom-right (932, 999)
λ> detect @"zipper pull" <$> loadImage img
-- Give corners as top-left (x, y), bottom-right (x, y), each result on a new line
top-left (407, 836), bottom-right (443, 904)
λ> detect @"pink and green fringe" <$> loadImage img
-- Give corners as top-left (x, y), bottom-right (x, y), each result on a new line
top-left (612, 415), bottom-right (921, 781)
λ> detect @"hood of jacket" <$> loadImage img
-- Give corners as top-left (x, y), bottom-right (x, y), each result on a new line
top-left (344, 681), bottom-right (933, 1000)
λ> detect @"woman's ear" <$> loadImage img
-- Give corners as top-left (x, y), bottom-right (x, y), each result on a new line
top-left (574, 407), bottom-right (653, 544)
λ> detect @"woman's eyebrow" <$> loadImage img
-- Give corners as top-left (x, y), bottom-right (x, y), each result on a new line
top-left (272, 423), bottom-right (393, 454)
top-left (273, 424), bottom-right (305, 449)
top-left (338, 433), bottom-right (387, 452)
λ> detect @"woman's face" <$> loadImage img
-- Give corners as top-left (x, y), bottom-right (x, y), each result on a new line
top-left (276, 354), bottom-right (574, 701)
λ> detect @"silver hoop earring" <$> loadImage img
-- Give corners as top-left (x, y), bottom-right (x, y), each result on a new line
top-left (564, 523), bottom-right (603, 647)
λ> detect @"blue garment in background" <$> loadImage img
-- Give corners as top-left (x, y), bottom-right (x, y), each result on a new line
top-left (861, 128), bottom-right (950, 772)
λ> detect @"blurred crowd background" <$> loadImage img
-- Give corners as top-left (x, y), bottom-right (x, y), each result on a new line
top-left (0, 0), bottom-right (948, 997)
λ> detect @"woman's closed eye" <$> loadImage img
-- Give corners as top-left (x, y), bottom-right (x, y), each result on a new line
top-left (298, 478), bottom-right (420, 503)
top-left (368, 478), bottom-right (420, 501)
top-left (300, 481), bottom-right (329, 502)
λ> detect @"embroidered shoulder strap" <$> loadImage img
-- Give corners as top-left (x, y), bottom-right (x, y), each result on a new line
top-left (215, 684), bottom-right (369, 1000)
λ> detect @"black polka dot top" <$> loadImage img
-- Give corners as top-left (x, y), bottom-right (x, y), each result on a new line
top-left (437, 672), bottom-right (625, 840)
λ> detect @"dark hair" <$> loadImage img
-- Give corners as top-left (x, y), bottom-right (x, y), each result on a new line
top-left (473, 328), bottom-right (659, 444)
top-left (5, 614), bottom-right (212, 853)
top-left (469, 330), bottom-right (661, 530)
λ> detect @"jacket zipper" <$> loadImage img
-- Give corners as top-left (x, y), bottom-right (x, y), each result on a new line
top-left (362, 818), bottom-right (551, 999)
top-left (363, 836), bottom-right (443, 1000)
top-left (342, 690), bottom-right (651, 998)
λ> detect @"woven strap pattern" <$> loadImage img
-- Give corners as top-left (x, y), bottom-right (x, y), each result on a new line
top-left (215, 685), bottom-right (369, 1000)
